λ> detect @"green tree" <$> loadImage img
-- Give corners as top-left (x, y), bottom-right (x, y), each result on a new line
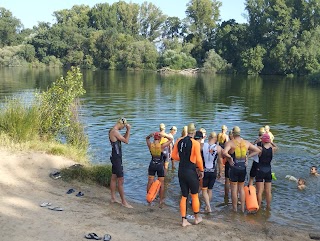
top-left (139, 1), bottom-right (166, 41)
top-left (53, 5), bottom-right (90, 28)
top-left (240, 45), bottom-right (266, 75)
top-left (185, 0), bottom-right (221, 65)
top-left (0, 8), bottom-right (23, 47)
top-left (185, 0), bottom-right (221, 40)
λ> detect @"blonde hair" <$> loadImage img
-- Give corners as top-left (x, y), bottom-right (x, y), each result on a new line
top-left (181, 126), bottom-right (188, 137)
top-left (117, 117), bottom-right (127, 125)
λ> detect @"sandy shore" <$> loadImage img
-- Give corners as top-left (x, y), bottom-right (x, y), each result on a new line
top-left (0, 149), bottom-right (315, 241)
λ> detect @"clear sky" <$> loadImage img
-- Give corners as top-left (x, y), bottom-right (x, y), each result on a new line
top-left (1, 0), bottom-right (247, 29)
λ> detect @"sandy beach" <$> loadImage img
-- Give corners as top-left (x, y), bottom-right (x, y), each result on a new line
top-left (0, 149), bottom-right (315, 241)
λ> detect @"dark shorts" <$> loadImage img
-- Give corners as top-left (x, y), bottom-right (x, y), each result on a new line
top-left (178, 168), bottom-right (199, 197)
top-left (225, 162), bottom-right (230, 178)
top-left (203, 170), bottom-right (217, 189)
top-left (250, 161), bottom-right (258, 178)
top-left (110, 156), bottom-right (123, 178)
top-left (256, 166), bottom-right (272, 183)
top-left (229, 166), bottom-right (246, 183)
top-left (148, 160), bottom-right (165, 177)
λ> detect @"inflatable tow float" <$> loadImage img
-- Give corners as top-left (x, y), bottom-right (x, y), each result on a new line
top-left (146, 179), bottom-right (161, 203)
top-left (244, 185), bottom-right (259, 213)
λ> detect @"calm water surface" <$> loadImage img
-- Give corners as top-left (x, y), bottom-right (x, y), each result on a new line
top-left (0, 67), bottom-right (319, 232)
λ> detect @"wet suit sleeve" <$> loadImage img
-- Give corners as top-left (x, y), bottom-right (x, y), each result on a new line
top-left (171, 137), bottom-right (181, 161)
top-left (191, 140), bottom-right (204, 171)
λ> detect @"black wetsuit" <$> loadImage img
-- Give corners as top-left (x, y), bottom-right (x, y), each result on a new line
top-left (110, 140), bottom-right (124, 177)
top-left (177, 136), bottom-right (199, 197)
top-left (229, 152), bottom-right (246, 183)
top-left (256, 145), bottom-right (273, 182)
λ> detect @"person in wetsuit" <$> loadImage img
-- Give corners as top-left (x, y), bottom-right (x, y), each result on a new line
top-left (223, 126), bottom-right (261, 212)
top-left (172, 123), bottom-right (204, 227)
top-left (146, 132), bottom-right (172, 207)
top-left (108, 117), bottom-right (132, 208)
top-left (248, 127), bottom-right (265, 186)
top-left (201, 132), bottom-right (223, 213)
top-left (256, 133), bottom-right (278, 210)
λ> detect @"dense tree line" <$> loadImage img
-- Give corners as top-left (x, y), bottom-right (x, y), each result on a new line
top-left (1, 0), bottom-right (320, 76)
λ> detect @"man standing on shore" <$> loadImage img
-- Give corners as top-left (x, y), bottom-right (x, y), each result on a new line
top-left (108, 117), bottom-right (132, 208)
top-left (172, 123), bottom-right (204, 227)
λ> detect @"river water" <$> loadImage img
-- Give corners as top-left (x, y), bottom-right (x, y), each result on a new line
top-left (0, 67), bottom-right (319, 232)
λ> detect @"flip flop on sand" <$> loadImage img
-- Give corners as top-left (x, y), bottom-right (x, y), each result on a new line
top-left (40, 202), bottom-right (52, 207)
top-left (76, 191), bottom-right (84, 197)
top-left (103, 234), bottom-right (112, 241)
top-left (66, 188), bottom-right (75, 194)
top-left (85, 233), bottom-right (102, 240)
top-left (48, 206), bottom-right (64, 211)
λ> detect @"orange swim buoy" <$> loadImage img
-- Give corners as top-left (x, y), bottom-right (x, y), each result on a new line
top-left (244, 185), bottom-right (259, 213)
top-left (146, 179), bottom-right (161, 203)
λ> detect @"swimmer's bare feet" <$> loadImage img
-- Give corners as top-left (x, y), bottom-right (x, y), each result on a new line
top-left (182, 218), bottom-right (192, 227)
top-left (110, 198), bottom-right (121, 204)
top-left (122, 201), bottom-right (133, 208)
top-left (205, 206), bottom-right (212, 213)
top-left (194, 215), bottom-right (203, 225)
top-left (159, 201), bottom-right (165, 209)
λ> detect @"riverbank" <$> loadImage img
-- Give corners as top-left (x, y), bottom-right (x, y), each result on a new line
top-left (0, 149), bottom-right (314, 241)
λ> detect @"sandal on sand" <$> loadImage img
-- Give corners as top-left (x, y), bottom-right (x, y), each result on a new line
top-left (103, 234), bottom-right (112, 241)
top-left (40, 202), bottom-right (52, 207)
top-left (76, 191), bottom-right (84, 197)
top-left (85, 233), bottom-right (101, 240)
top-left (48, 206), bottom-right (64, 211)
top-left (66, 188), bottom-right (75, 194)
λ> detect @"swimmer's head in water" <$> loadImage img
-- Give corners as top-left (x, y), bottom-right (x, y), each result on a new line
top-left (298, 178), bottom-right (306, 185)
top-left (310, 166), bottom-right (318, 175)
top-left (154, 132), bottom-right (161, 140)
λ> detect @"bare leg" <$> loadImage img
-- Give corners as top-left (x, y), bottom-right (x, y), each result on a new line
top-left (230, 182), bottom-right (238, 212)
top-left (249, 177), bottom-right (254, 186)
top-left (118, 177), bottom-right (133, 208)
top-left (265, 182), bottom-right (272, 210)
top-left (110, 174), bottom-right (121, 203)
top-left (147, 176), bottom-right (154, 193)
top-left (256, 182), bottom-right (264, 208)
top-left (238, 182), bottom-right (245, 213)
top-left (202, 188), bottom-right (212, 212)
top-left (171, 159), bottom-right (176, 169)
top-left (224, 178), bottom-right (230, 202)
top-left (159, 177), bottom-right (165, 208)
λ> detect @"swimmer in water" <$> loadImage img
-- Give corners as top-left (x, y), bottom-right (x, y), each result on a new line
top-left (297, 178), bottom-right (306, 190)
top-left (310, 166), bottom-right (319, 176)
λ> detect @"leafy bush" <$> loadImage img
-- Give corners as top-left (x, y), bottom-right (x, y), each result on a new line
top-left (38, 66), bottom-right (86, 144)
top-left (203, 49), bottom-right (231, 73)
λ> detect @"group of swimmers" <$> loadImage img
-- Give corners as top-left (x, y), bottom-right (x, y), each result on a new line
top-left (108, 117), bottom-right (319, 227)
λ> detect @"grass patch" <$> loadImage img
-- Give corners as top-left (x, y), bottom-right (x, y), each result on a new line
top-left (61, 165), bottom-right (112, 187)
top-left (0, 133), bottom-right (88, 164)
